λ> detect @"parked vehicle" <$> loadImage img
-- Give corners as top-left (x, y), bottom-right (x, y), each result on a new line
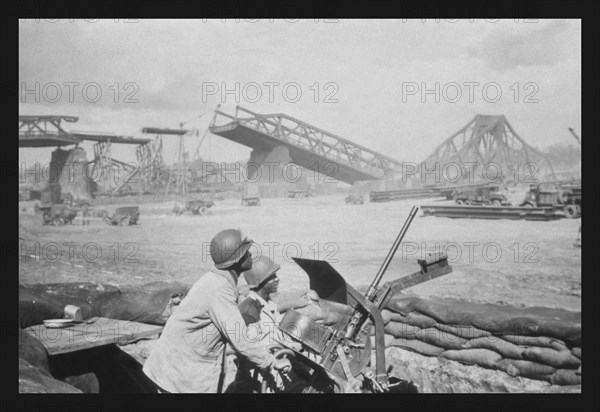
top-left (35, 203), bottom-right (78, 226)
top-left (453, 186), bottom-right (511, 206)
top-left (288, 188), bottom-right (315, 198)
top-left (103, 206), bottom-right (140, 225)
top-left (173, 199), bottom-right (215, 216)
top-left (345, 194), bottom-right (364, 204)
top-left (241, 196), bottom-right (260, 206)
top-left (520, 182), bottom-right (581, 218)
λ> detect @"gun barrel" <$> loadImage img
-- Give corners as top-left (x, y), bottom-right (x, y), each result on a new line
top-left (366, 206), bottom-right (418, 300)
top-left (344, 206), bottom-right (419, 340)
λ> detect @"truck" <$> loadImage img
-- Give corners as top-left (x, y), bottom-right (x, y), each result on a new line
top-left (520, 182), bottom-right (581, 218)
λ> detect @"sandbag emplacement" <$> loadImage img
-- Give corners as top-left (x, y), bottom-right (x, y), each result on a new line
top-left (19, 284), bottom-right (64, 328)
top-left (550, 369), bottom-right (581, 386)
top-left (501, 335), bottom-right (569, 351)
top-left (496, 359), bottom-right (556, 381)
top-left (382, 309), bottom-right (437, 328)
top-left (379, 292), bottom-right (582, 386)
top-left (389, 338), bottom-right (445, 356)
top-left (462, 337), bottom-right (524, 360)
top-left (384, 322), bottom-right (467, 350)
top-left (19, 281), bottom-right (190, 327)
top-left (419, 328), bottom-right (468, 350)
top-left (435, 323), bottom-right (492, 340)
top-left (522, 347), bottom-right (581, 369)
top-left (384, 322), bottom-right (421, 340)
top-left (101, 281), bottom-right (190, 325)
top-left (20, 282), bottom-right (122, 320)
top-left (385, 295), bottom-right (581, 345)
top-left (441, 349), bottom-right (502, 369)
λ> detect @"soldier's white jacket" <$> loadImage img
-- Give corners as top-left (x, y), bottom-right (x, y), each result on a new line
top-left (142, 268), bottom-right (276, 393)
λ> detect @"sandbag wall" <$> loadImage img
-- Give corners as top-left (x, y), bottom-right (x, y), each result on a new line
top-left (18, 281), bottom-right (190, 393)
top-left (19, 281), bottom-right (190, 329)
top-left (380, 294), bottom-right (581, 386)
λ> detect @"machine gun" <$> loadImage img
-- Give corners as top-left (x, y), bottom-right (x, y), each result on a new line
top-left (276, 206), bottom-right (453, 393)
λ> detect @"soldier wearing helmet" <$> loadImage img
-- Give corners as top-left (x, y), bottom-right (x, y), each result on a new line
top-left (239, 256), bottom-right (282, 324)
top-left (228, 256), bottom-right (308, 393)
top-left (143, 229), bottom-right (291, 393)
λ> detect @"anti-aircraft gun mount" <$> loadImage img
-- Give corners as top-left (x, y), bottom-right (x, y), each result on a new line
top-left (274, 206), bottom-right (454, 393)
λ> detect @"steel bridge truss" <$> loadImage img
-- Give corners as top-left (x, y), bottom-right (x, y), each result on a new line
top-left (424, 115), bottom-right (555, 182)
top-left (19, 115), bottom-right (81, 147)
top-left (20, 115), bottom-right (155, 195)
top-left (210, 106), bottom-right (404, 182)
top-left (136, 135), bottom-right (165, 191)
top-left (141, 127), bottom-right (190, 195)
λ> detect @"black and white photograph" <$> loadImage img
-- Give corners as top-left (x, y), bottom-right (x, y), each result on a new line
top-left (15, 13), bottom-right (591, 401)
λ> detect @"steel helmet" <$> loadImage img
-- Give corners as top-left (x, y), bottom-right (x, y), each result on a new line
top-left (210, 229), bottom-right (253, 269)
top-left (243, 255), bottom-right (280, 288)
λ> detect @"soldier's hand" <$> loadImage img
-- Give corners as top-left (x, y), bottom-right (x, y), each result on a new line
top-left (273, 358), bottom-right (292, 374)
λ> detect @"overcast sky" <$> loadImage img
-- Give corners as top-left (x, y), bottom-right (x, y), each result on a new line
top-left (19, 19), bottom-right (581, 168)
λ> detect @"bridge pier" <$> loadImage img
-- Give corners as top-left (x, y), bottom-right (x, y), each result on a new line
top-left (244, 145), bottom-right (311, 198)
top-left (33, 147), bottom-right (94, 204)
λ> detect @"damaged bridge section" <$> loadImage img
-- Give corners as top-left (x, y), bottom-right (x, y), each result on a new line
top-left (209, 106), bottom-right (404, 185)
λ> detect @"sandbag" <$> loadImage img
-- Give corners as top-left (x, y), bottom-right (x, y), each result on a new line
top-left (387, 295), bottom-right (581, 345)
top-left (64, 373), bottom-right (100, 393)
top-left (294, 299), bottom-right (353, 327)
top-left (23, 282), bottom-right (122, 320)
top-left (522, 347), bottom-right (581, 369)
top-left (19, 330), bottom-right (50, 373)
top-left (317, 300), bottom-right (353, 326)
top-left (501, 335), bottom-right (568, 351)
top-left (381, 309), bottom-right (393, 325)
top-left (19, 300), bottom-right (64, 329)
top-left (271, 291), bottom-right (309, 313)
top-left (435, 323), bottom-right (492, 340)
top-left (384, 322), bottom-right (421, 340)
top-left (19, 284), bottom-right (65, 328)
top-left (440, 349), bottom-right (502, 369)
top-left (462, 337), bottom-right (524, 359)
top-left (496, 359), bottom-right (556, 380)
top-left (575, 365), bottom-right (581, 376)
top-left (19, 358), bottom-right (82, 393)
top-left (385, 310), bottom-right (437, 328)
top-left (549, 369), bottom-right (581, 386)
top-left (571, 347), bottom-right (581, 359)
top-left (384, 323), bottom-right (467, 350)
top-left (384, 334), bottom-right (395, 347)
top-left (386, 295), bottom-right (422, 316)
top-left (389, 338), bottom-right (445, 357)
top-left (418, 328), bottom-right (468, 350)
top-left (101, 281), bottom-right (189, 325)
